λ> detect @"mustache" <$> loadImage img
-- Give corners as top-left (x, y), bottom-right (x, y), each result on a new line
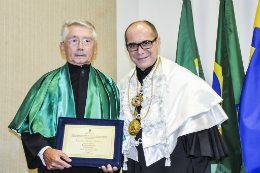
top-left (74, 51), bottom-right (87, 56)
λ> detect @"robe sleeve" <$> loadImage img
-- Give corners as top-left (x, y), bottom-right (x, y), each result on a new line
top-left (21, 133), bottom-right (52, 169)
top-left (181, 125), bottom-right (228, 161)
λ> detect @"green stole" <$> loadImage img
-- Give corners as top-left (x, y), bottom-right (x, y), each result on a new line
top-left (8, 63), bottom-right (120, 138)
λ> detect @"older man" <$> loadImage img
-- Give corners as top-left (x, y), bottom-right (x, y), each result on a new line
top-left (9, 20), bottom-right (119, 173)
top-left (118, 20), bottom-right (228, 173)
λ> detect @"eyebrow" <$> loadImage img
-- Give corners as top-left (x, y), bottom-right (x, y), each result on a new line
top-left (128, 40), bottom-right (150, 45)
top-left (69, 35), bottom-right (92, 39)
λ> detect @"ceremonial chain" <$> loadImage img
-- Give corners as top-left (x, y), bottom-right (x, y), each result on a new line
top-left (128, 57), bottom-right (161, 135)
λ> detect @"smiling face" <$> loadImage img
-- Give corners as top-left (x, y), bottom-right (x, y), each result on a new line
top-left (125, 22), bottom-right (161, 71)
top-left (60, 25), bottom-right (97, 66)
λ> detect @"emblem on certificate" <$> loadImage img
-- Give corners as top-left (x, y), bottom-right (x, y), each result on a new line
top-left (54, 117), bottom-right (124, 168)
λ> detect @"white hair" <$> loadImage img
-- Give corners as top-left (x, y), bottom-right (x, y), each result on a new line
top-left (61, 19), bottom-right (97, 42)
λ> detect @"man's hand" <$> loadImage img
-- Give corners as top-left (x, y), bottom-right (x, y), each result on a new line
top-left (101, 164), bottom-right (118, 173)
top-left (43, 148), bottom-right (72, 170)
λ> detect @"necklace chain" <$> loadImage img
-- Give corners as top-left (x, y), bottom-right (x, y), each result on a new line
top-left (128, 57), bottom-right (161, 121)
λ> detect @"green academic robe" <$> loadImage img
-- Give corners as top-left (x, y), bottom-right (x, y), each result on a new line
top-left (9, 63), bottom-right (120, 138)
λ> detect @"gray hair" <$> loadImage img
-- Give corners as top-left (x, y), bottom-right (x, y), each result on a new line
top-left (61, 19), bottom-right (97, 42)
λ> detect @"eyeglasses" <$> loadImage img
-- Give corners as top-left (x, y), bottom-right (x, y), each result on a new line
top-left (126, 37), bottom-right (158, 52)
top-left (67, 38), bottom-right (94, 47)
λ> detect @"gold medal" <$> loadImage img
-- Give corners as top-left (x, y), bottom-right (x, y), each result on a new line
top-left (128, 119), bottom-right (140, 135)
top-left (131, 93), bottom-right (143, 107)
top-left (127, 57), bottom-right (161, 136)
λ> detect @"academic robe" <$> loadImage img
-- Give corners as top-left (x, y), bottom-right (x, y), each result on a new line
top-left (9, 63), bottom-right (120, 173)
top-left (119, 57), bottom-right (228, 173)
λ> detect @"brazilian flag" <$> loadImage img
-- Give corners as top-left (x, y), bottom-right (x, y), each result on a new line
top-left (239, 1), bottom-right (260, 172)
top-left (212, 0), bottom-right (246, 172)
top-left (175, 0), bottom-right (205, 80)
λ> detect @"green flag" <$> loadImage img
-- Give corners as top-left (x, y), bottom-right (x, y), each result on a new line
top-left (175, 0), bottom-right (205, 80)
top-left (212, 0), bottom-right (246, 172)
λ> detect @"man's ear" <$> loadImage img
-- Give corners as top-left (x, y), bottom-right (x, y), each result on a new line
top-left (60, 42), bottom-right (66, 54)
top-left (157, 37), bottom-right (161, 48)
top-left (94, 43), bottom-right (98, 54)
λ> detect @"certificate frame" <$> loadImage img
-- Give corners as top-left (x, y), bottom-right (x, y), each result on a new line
top-left (54, 117), bottom-right (124, 168)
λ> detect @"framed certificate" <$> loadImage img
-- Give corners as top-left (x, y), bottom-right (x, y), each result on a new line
top-left (54, 117), bottom-right (124, 168)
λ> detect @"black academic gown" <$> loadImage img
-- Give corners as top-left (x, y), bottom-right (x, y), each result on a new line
top-left (123, 64), bottom-right (228, 173)
top-left (21, 63), bottom-right (120, 173)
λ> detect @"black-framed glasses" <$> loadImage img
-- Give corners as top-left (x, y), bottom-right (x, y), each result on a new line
top-left (126, 37), bottom-right (158, 52)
